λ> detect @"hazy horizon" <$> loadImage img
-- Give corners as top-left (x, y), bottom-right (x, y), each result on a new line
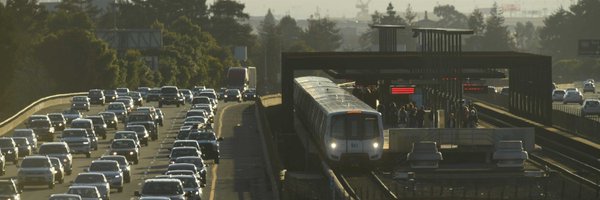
top-left (239, 0), bottom-right (574, 19)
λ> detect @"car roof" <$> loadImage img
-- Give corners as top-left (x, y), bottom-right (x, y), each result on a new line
top-left (144, 178), bottom-right (182, 183)
top-left (72, 118), bottom-right (92, 122)
top-left (113, 139), bottom-right (136, 142)
top-left (68, 185), bottom-right (97, 189)
top-left (50, 194), bottom-right (82, 198)
top-left (23, 155), bottom-right (50, 159)
top-left (91, 160), bottom-right (118, 164)
top-left (172, 146), bottom-right (198, 150)
top-left (77, 172), bottom-right (106, 177)
top-left (174, 140), bottom-right (198, 143)
top-left (40, 142), bottom-right (67, 146)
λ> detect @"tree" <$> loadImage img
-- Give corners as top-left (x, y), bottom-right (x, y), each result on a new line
top-left (481, 3), bottom-right (514, 51)
top-left (359, 3), bottom-right (415, 51)
top-left (465, 9), bottom-right (485, 51)
top-left (514, 21), bottom-right (540, 53)
top-left (433, 5), bottom-right (468, 28)
top-left (35, 29), bottom-right (121, 92)
top-left (404, 4), bottom-right (417, 25)
top-left (303, 17), bottom-right (342, 51)
top-left (277, 15), bottom-right (303, 51)
top-left (258, 9), bottom-right (281, 89)
top-left (208, 0), bottom-right (255, 47)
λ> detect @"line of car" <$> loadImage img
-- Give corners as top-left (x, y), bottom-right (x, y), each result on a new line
top-left (551, 79), bottom-right (600, 117)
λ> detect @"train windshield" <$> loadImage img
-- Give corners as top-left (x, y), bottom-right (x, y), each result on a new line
top-left (330, 114), bottom-right (379, 140)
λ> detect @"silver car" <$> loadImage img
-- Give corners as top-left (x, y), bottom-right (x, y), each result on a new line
top-left (581, 99), bottom-right (600, 117)
top-left (100, 155), bottom-right (132, 183)
top-left (86, 160), bottom-right (123, 192)
top-left (66, 185), bottom-right (102, 200)
top-left (563, 91), bottom-right (584, 104)
top-left (72, 173), bottom-right (110, 200)
top-left (38, 142), bottom-right (73, 175)
top-left (17, 156), bottom-right (57, 189)
top-left (12, 129), bottom-right (38, 151)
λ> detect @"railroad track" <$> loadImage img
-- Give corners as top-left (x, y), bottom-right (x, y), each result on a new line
top-left (479, 111), bottom-right (600, 192)
top-left (337, 170), bottom-right (398, 200)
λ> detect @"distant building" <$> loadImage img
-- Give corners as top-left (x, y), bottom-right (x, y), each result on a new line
top-left (414, 11), bottom-right (436, 28)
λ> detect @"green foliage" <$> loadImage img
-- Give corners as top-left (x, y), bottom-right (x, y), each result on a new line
top-left (35, 29), bottom-right (120, 92)
top-left (359, 3), bottom-right (415, 51)
top-left (303, 17), bottom-right (342, 51)
top-left (481, 3), bottom-right (514, 51)
top-left (433, 5), bottom-right (468, 28)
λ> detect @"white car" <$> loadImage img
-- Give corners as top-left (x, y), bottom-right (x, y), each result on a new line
top-left (563, 91), bottom-right (584, 104)
top-left (566, 88), bottom-right (579, 92)
top-left (552, 89), bottom-right (566, 101)
top-left (581, 99), bottom-right (600, 117)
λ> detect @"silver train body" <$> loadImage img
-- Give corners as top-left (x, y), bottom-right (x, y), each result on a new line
top-left (293, 76), bottom-right (384, 163)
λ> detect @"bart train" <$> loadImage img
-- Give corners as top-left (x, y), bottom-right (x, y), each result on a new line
top-left (293, 76), bottom-right (384, 164)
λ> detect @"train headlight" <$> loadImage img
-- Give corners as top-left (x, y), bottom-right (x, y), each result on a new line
top-left (373, 142), bottom-right (379, 148)
top-left (330, 142), bottom-right (337, 149)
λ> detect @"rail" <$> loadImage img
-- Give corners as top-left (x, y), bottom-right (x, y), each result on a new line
top-left (0, 92), bottom-right (86, 136)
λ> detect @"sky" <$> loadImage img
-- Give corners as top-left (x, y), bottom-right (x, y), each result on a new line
top-left (237, 0), bottom-right (576, 18)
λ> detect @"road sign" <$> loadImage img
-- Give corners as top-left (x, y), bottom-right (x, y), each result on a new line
top-left (578, 39), bottom-right (600, 56)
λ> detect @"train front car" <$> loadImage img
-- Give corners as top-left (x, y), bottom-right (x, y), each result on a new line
top-left (293, 76), bottom-right (384, 168)
top-left (326, 110), bottom-right (383, 164)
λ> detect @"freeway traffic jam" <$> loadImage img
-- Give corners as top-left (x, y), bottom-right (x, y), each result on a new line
top-left (0, 85), bottom-right (258, 200)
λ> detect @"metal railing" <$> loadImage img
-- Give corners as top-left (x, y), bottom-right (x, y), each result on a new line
top-left (552, 104), bottom-right (600, 143)
top-left (0, 92), bottom-right (86, 136)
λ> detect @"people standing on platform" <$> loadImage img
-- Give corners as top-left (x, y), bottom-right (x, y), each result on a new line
top-left (468, 105), bottom-right (479, 128)
top-left (377, 102), bottom-right (386, 124)
top-left (416, 106), bottom-right (425, 128)
top-left (407, 103), bottom-right (417, 128)
top-left (462, 104), bottom-right (470, 128)
top-left (448, 112), bottom-right (457, 128)
top-left (397, 106), bottom-right (407, 128)
top-left (388, 102), bottom-right (398, 126)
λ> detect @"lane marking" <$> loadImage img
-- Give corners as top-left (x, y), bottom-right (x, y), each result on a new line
top-left (208, 102), bottom-right (239, 200)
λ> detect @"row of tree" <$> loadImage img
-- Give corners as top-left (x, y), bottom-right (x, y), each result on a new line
top-left (0, 0), bottom-right (250, 119)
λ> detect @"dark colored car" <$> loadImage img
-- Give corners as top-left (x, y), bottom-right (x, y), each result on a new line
top-left (0, 137), bottom-right (19, 164)
top-left (159, 86), bottom-right (184, 108)
top-left (187, 131), bottom-right (223, 164)
top-left (47, 113), bottom-right (67, 131)
top-left (223, 89), bottom-right (242, 103)
top-left (109, 139), bottom-right (140, 164)
top-left (88, 89), bottom-right (105, 105)
top-left (29, 119), bottom-right (55, 142)
top-left (130, 91), bottom-right (144, 106)
top-left (85, 116), bottom-right (108, 140)
top-left (242, 88), bottom-right (257, 101)
top-left (127, 121), bottom-right (158, 141)
top-left (0, 179), bottom-right (21, 199)
top-left (62, 109), bottom-right (82, 124)
top-left (146, 88), bottom-right (161, 102)
top-left (99, 112), bottom-right (119, 130)
top-left (104, 90), bottom-right (119, 103)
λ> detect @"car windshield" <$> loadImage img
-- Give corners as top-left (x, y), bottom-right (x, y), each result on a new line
top-left (13, 131), bottom-right (32, 137)
top-left (108, 104), bottom-right (124, 110)
top-left (0, 139), bottom-right (14, 146)
top-left (188, 132), bottom-right (216, 141)
top-left (198, 93), bottom-right (216, 99)
top-left (101, 157), bottom-right (127, 166)
top-left (87, 117), bottom-right (104, 125)
top-left (181, 90), bottom-right (191, 95)
top-left (74, 175), bottom-right (103, 183)
top-left (68, 188), bottom-right (98, 198)
top-left (174, 142), bottom-right (197, 148)
top-left (168, 165), bottom-right (195, 172)
top-left (567, 91), bottom-right (580, 95)
top-left (73, 97), bottom-right (87, 101)
top-left (63, 110), bottom-right (80, 115)
top-left (586, 101), bottom-right (600, 107)
top-left (50, 159), bottom-right (61, 167)
top-left (162, 87), bottom-right (178, 94)
top-left (171, 149), bottom-right (198, 157)
top-left (14, 138), bottom-right (28, 146)
top-left (89, 90), bottom-right (102, 95)
top-left (39, 145), bottom-right (68, 154)
top-left (100, 113), bottom-right (115, 118)
top-left (90, 162), bottom-right (118, 171)
top-left (117, 88), bottom-right (129, 93)
top-left (149, 89), bottom-right (160, 94)
top-left (115, 132), bottom-right (137, 139)
top-left (105, 90), bottom-right (116, 95)
top-left (192, 98), bottom-right (210, 104)
top-left (111, 140), bottom-right (135, 148)
top-left (226, 90), bottom-right (239, 95)
top-left (177, 177), bottom-right (198, 188)
top-left (129, 115), bottom-right (151, 122)
top-left (126, 126), bottom-right (146, 133)
top-left (130, 92), bottom-right (141, 97)
top-left (30, 120), bottom-right (50, 127)
top-left (71, 122), bottom-right (91, 129)
top-left (141, 182), bottom-right (184, 195)
top-left (21, 158), bottom-right (50, 168)
top-left (48, 115), bottom-right (63, 121)
top-left (554, 91), bottom-right (565, 95)
top-left (63, 130), bottom-right (87, 137)
top-left (0, 183), bottom-right (17, 194)
top-left (177, 158), bottom-right (203, 166)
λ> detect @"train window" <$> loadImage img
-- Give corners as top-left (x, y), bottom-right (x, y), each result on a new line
top-left (364, 117), bottom-right (378, 138)
top-left (331, 115), bottom-right (344, 139)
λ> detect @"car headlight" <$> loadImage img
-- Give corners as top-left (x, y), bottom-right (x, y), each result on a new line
top-left (373, 142), bottom-right (379, 148)
top-left (83, 141), bottom-right (89, 144)
top-left (224, 95), bottom-right (228, 98)
top-left (330, 143), bottom-right (337, 149)
top-left (115, 175), bottom-right (120, 178)
top-left (112, 152), bottom-right (118, 155)
top-left (63, 158), bottom-right (68, 163)
top-left (83, 103), bottom-right (87, 106)
top-left (72, 104), bottom-right (76, 106)
top-left (129, 151), bottom-right (134, 155)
